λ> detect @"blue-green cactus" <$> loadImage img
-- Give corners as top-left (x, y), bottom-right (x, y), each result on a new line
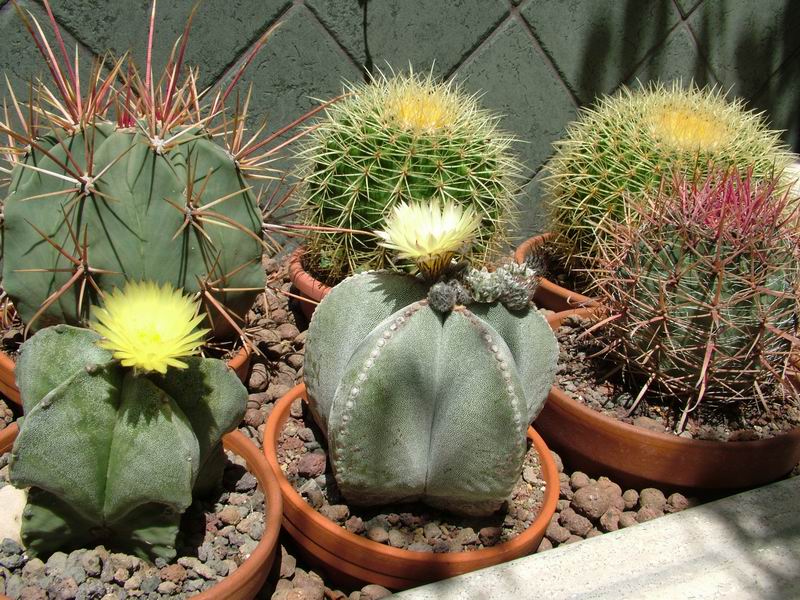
top-left (8, 325), bottom-right (247, 560)
top-left (304, 271), bottom-right (558, 516)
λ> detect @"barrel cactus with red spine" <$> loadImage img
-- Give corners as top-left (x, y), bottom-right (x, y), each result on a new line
top-left (590, 169), bottom-right (800, 430)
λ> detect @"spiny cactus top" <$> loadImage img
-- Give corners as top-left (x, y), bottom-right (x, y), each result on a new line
top-left (545, 82), bottom-right (795, 264)
top-left (0, 2), bottom-right (311, 339)
top-left (589, 169), bottom-right (800, 431)
top-left (9, 282), bottom-right (247, 559)
top-left (298, 71), bottom-right (522, 283)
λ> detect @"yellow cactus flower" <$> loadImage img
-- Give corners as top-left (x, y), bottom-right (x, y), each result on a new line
top-left (377, 200), bottom-right (481, 279)
top-left (90, 281), bottom-right (208, 374)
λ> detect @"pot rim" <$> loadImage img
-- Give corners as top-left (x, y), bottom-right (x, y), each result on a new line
top-left (546, 309), bottom-right (800, 451)
top-left (264, 383), bottom-right (560, 571)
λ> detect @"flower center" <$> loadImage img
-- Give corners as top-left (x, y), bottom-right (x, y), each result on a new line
top-left (650, 107), bottom-right (728, 152)
top-left (384, 88), bottom-right (458, 133)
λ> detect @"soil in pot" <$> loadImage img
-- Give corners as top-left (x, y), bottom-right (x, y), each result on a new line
top-left (0, 437), bottom-right (272, 599)
top-left (555, 314), bottom-right (800, 441)
top-left (276, 401), bottom-right (546, 553)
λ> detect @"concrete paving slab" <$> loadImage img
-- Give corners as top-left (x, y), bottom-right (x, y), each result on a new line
top-left (393, 476), bottom-right (800, 599)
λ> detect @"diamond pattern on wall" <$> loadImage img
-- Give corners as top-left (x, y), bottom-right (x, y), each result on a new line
top-left (366, 0), bottom-right (508, 77)
top-left (520, 0), bottom-right (681, 103)
top-left (0, 0), bottom-right (796, 235)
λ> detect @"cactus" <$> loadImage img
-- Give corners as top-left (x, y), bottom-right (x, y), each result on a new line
top-left (0, 2), bottom-right (310, 338)
top-left (8, 282), bottom-right (247, 559)
top-left (589, 169), bottom-right (800, 431)
top-left (545, 83), bottom-right (795, 264)
top-left (298, 71), bottom-right (522, 283)
top-left (303, 271), bottom-right (558, 516)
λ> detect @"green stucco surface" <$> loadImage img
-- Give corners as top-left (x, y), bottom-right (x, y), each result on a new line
top-left (1, 0), bottom-right (797, 241)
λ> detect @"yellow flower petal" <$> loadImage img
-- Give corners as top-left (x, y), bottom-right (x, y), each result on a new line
top-left (377, 199), bottom-right (481, 279)
top-left (90, 281), bottom-right (208, 374)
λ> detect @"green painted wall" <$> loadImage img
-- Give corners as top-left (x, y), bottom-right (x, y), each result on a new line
top-left (1, 0), bottom-right (797, 241)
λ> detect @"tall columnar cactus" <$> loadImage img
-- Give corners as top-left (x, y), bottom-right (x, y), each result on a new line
top-left (299, 71), bottom-right (522, 283)
top-left (9, 283), bottom-right (247, 559)
top-left (0, 2), bottom-right (303, 337)
top-left (545, 83), bottom-right (795, 263)
top-left (304, 271), bottom-right (558, 515)
top-left (590, 169), bottom-right (800, 431)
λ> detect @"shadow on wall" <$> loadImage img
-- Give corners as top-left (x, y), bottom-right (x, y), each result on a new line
top-left (573, 0), bottom-right (798, 151)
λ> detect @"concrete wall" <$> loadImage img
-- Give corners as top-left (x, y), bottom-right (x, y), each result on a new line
top-left (1, 0), bottom-right (797, 239)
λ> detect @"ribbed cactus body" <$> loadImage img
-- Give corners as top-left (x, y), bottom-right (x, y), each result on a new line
top-left (545, 83), bottom-right (794, 262)
top-left (300, 73), bottom-right (520, 282)
top-left (304, 272), bottom-right (558, 515)
top-left (9, 325), bottom-right (247, 559)
top-left (592, 172), bottom-right (800, 415)
top-left (2, 122), bottom-right (263, 336)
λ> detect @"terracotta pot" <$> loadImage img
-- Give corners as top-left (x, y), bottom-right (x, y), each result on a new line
top-left (0, 425), bottom-right (281, 600)
top-left (539, 309), bottom-right (800, 492)
top-left (514, 234), bottom-right (597, 312)
top-left (0, 344), bottom-right (252, 411)
top-left (287, 246), bottom-right (332, 321)
top-left (264, 384), bottom-right (559, 591)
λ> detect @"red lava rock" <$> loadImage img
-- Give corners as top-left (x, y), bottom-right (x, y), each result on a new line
top-left (559, 507), bottom-right (593, 537)
top-left (636, 506), bottom-right (663, 523)
top-left (633, 415), bottom-right (666, 432)
top-left (319, 505), bottom-right (350, 523)
top-left (248, 362), bottom-right (269, 392)
top-left (366, 527), bottom-right (389, 544)
top-left (563, 535), bottom-right (584, 544)
top-left (586, 529), bottom-right (603, 538)
top-left (596, 476), bottom-right (622, 497)
top-left (619, 512), bottom-right (639, 529)
top-left (219, 506), bottom-right (243, 525)
top-left (360, 584), bottom-right (392, 599)
top-left (277, 323), bottom-right (300, 340)
top-left (279, 547), bottom-right (297, 579)
top-left (536, 537), bottom-right (553, 552)
top-left (571, 484), bottom-right (613, 520)
top-left (639, 488), bottom-right (667, 512)
top-left (243, 408), bottom-right (265, 428)
top-left (569, 471), bottom-right (591, 490)
top-left (297, 453), bottom-right (326, 478)
top-left (159, 564), bottom-right (187, 583)
top-left (667, 492), bottom-right (690, 512)
top-left (550, 451), bottom-right (564, 473)
top-left (478, 526), bottom-right (502, 546)
top-left (290, 399), bottom-right (304, 418)
top-left (558, 473), bottom-right (574, 501)
top-left (292, 569), bottom-right (325, 600)
top-left (622, 489), bottom-right (639, 510)
top-left (599, 508), bottom-right (622, 532)
top-left (545, 521), bottom-right (571, 544)
top-left (267, 383), bottom-right (293, 402)
top-left (556, 499), bottom-right (571, 512)
top-left (345, 516), bottom-right (365, 534)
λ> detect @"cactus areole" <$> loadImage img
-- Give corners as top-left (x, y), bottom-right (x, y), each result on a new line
top-left (303, 271), bottom-right (559, 516)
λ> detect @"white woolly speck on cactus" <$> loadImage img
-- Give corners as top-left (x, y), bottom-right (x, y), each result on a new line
top-left (376, 199), bottom-right (480, 279)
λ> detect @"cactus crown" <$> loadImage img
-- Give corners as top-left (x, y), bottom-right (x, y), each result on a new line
top-left (298, 70), bottom-right (522, 283)
top-left (545, 82), bottom-right (795, 265)
top-left (589, 168), bottom-right (800, 431)
top-left (0, 1), bottom-right (322, 340)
